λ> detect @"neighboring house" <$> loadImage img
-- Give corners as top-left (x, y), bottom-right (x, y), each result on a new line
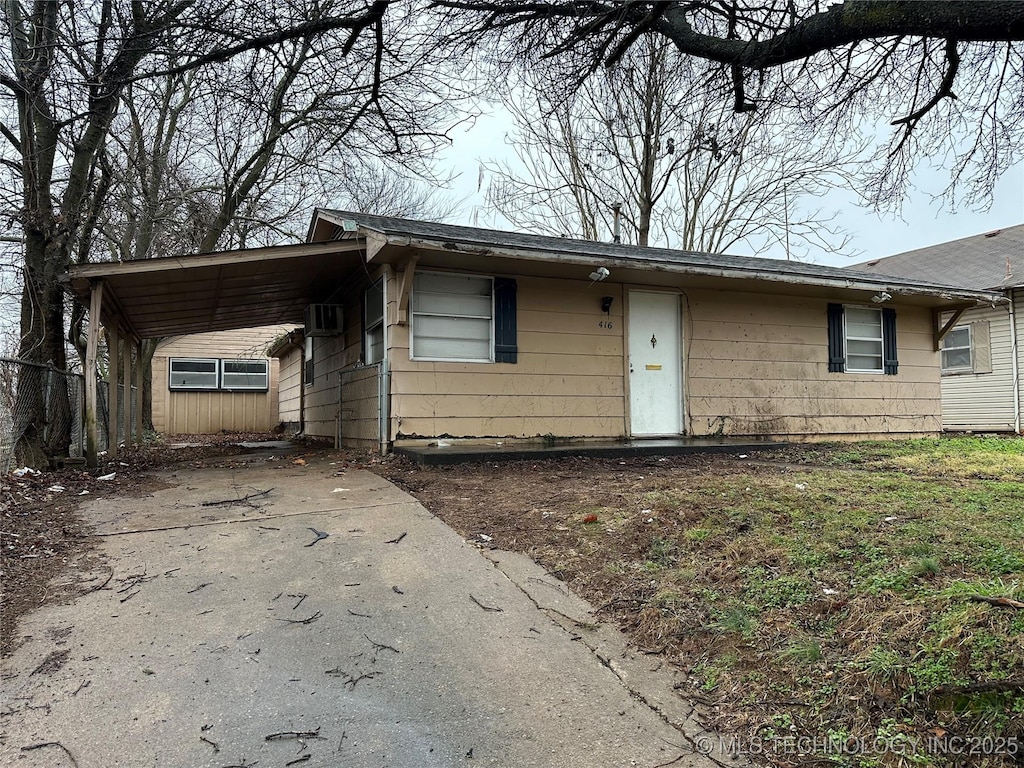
top-left (152, 326), bottom-right (289, 434)
top-left (852, 225), bottom-right (1023, 434)
top-left (66, 211), bottom-right (1004, 455)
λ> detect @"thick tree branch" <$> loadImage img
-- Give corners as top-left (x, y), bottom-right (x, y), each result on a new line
top-left (891, 38), bottom-right (960, 126)
top-left (138, 2), bottom-right (392, 81)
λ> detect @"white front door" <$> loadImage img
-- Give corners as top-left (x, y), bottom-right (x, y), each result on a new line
top-left (628, 291), bottom-right (683, 436)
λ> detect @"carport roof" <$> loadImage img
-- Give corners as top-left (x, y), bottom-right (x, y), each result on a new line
top-left (65, 240), bottom-right (366, 339)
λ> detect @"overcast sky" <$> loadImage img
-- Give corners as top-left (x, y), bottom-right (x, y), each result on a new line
top-left (438, 106), bottom-right (1024, 269)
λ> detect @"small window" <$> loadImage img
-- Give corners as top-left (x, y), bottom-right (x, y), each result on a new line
top-left (827, 303), bottom-right (898, 375)
top-left (364, 279), bottom-right (385, 364)
top-left (844, 307), bottom-right (884, 373)
top-left (221, 359), bottom-right (269, 390)
top-left (411, 272), bottom-right (493, 362)
top-left (169, 358), bottom-right (218, 390)
top-left (941, 326), bottom-right (972, 372)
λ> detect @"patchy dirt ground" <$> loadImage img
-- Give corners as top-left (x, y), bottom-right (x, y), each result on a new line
top-left (375, 446), bottom-right (1024, 768)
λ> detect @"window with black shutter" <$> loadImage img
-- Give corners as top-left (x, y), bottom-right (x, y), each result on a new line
top-left (827, 303), bottom-right (898, 376)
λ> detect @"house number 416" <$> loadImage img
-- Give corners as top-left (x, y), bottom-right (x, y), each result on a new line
top-left (598, 320), bottom-right (614, 329)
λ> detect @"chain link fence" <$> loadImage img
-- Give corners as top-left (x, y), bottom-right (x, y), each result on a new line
top-left (1, 357), bottom-right (135, 471)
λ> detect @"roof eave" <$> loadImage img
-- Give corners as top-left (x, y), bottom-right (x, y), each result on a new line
top-left (377, 232), bottom-right (1006, 306)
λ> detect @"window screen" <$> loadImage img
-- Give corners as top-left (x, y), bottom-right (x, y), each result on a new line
top-left (221, 359), bottom-right (269, 390)
top-left (169, 358), bottom-right (219, 390)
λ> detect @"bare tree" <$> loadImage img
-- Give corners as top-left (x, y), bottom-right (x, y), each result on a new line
top-left (486, 37), bottom-right (854, 256)
top-left (0, 0), bottom-right (463, 465)
top-left (437, 0), bottom-right (1024, 211)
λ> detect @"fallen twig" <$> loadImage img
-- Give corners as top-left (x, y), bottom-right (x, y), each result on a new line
top-left (291, 593), bottom-right (308, 610)
top-left (385, 531), bottom-right (407, 544)
top-left (265, 727), bottom-right (325, 742)
top-left (83, 567), bottom-right (114, 594)
top-left (188, 583), bottom-right (211, 594)
top-left (469, 594), bottom-right (503, 613)
top-left (277, 610), bottom-right (322, 625)
top-left (21, 741), bottom-right (79, 767)
top-left (364, 633), bottom-right (400, 658)
top-left (201, 735), bottom-right (220, 753)
top-left (968, 594), bottom-right (1024, 610)
top-left (931, 680), bottom-right (1024, 696)
top-left (119, 590), bottom-right (139, 603)
top-left (286, 757), bottom-right (311, 766)
top-left (304, 528), bottom-right (328, 547)
top-left (202, 488), bottom-right (273, 507)
top-left (325, 668), bottom-right (379, 688)
top-left (347, 609), bottom-right (372, 618)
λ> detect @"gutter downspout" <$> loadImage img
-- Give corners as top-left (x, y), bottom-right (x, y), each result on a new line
top-left (1009, 292), bottom-right (1021, 434)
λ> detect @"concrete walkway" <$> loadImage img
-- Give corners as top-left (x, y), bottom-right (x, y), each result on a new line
top-left (1, 456), bottom-right (730, 768)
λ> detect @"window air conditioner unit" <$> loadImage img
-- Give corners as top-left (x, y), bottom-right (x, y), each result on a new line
top-left (304, 304), bottom-right (343, 336)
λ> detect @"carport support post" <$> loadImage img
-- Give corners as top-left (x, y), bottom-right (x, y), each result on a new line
top-left (84, 281), bottom-right (103, 467)
top-left (122, 336), bottom-right (132, 447)
top-left (135, 339), bottom-right (144, 446)
top-left (108, 323), bottom-right (119, 458)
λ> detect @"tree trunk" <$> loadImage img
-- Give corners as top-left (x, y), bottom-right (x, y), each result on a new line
top-left (12, 237), bottom-right (72, 467)
top-left (141, 339), bottom-right (159, 432)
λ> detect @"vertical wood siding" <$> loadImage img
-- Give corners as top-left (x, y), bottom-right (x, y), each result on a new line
top-left (938, 302), bottom-right (1017, 431)
top-left (152, 326), bottom-right (287, 435)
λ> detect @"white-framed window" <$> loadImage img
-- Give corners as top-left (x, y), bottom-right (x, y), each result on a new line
top-left (169, 358), bottom-right (219, 390)
top-left (411, 271), bottom-right (493, 362)
top-left (364, 278), bottom-right (385, 365)
top-left (844, 307), bottom-right (884, 373)
top-left (221, 359), bottom-right (269, 391)
top-left (940, 326), bottom-right (972, 372)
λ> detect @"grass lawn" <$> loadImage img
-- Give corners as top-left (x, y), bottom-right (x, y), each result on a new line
top-left (381, 436), bottom-right (1024, 768)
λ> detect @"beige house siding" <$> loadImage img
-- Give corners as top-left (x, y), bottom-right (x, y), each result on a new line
top-left (938, 302), bottom-right (1018, 432)
top-left (388, 274), bottom-right (626, 441)
top-left (298, 269), bottom-right (384, 447)
top-left (152, 326), bottom-right (287, 435)
top-left (277, 345), bottom-right (303, 427)
top-left (383, 272), bottom-right (939, 443)
top-left (684, 290), bottom-right (940, 437)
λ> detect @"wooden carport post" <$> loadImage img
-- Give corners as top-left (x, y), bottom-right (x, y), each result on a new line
top-left (107, 322), bottom-right (119, 458)
top-left (135, 339), bottom-right (144, 446)
top-left (122, 335), bottom-right (133, 447)
top-left (84, 280), bottom-right (103, 467)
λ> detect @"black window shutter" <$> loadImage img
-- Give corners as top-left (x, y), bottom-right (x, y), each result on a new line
top-left (494, 278), bottom-right (518, 363)
top-left (882, 308), bottom-right (898, 375)
top-left (826, 303), bottom-right (845, 373)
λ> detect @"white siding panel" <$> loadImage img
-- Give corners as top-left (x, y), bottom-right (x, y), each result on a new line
top-left (939, 303), bottom-right (1017, 431)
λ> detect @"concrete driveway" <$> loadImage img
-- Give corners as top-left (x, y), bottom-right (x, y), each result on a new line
top-left (1, 454), bottom-right (727, 767)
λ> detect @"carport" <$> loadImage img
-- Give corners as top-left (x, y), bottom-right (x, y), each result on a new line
top-left (64, 239), bottom-right (367, 466)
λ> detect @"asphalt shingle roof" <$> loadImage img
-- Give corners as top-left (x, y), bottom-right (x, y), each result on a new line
top-left (317, 209), bottom-right (1005, 298)
top-left (851, 224), bottom-right (1024, 291)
